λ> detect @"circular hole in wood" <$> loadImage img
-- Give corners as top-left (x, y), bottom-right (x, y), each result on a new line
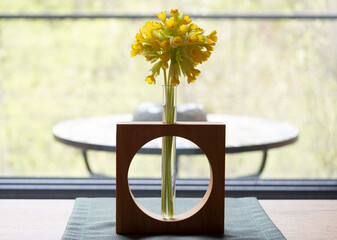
top-left (128, 136), bottom-right (211, 220)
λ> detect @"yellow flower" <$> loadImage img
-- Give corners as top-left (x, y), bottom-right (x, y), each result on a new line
top-left (166, 17), bottom-right (177, 30)
top-left (132, 9), bottom-right (217, 86)
top-left (191, 68), bottom-right (201, 76)
top-left (182, 16), bottom-right (192, 24)
top-left (142, 22), bottom-right (162, 37)
top-left (200, 51), bottom-right (211, 62)
top-left (195, 27), bottom-right (204, 33)
top-left (172, 36), bottom-right (184, 47)
top-left (190, 47), bottom-right (200, 58)
top-left (170, 9), bottom-right (179, 16)
top-left (146, 33), bottom-right (157, 42)
top-left (179, 25), bottom-right (188, 35)
top-left (161, 61), bottom-right (168, 69)
top-left (160, 53), bottom-right (170, 62)
top-left (187, 34), bottom-right (198, 45)
top-left (189, 23), bottom-right (198, 31)
top-left (157, 11), bottom-right (166, 22)
top-left (207, 30), bottom-right (218, 42)
top-left (145, 74), bottom-right (156, 85)
top-left (190, 50), bottom-right (202, 63)
top-left (153, 22), bottom-right (163, 30)
top-left (171, 76), bottom-right (180, 86)
top-left (206, 38), bottom-right (216, 46)
top-left (205, 44), bottom-right (214, 51)
top-left (152, 40), bottom-right (161, 51)
top-left (145, 55), bottom-right (153, 61)
top-left (135, 31), bottom-right (144, 44)
top-left (187, 75), bottom-right (196, 84)
top-left (131, 43), bottom-right (143, 56)
top-left (142, 21), bottom-right (154, 36)
top-left (160, 40), bottom-right (171, 50)
top-left (197, 34), bottom-right (204, 44)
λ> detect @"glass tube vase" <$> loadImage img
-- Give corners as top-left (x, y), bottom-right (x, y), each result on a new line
top-left (161, 85), bottom-right (177, 219)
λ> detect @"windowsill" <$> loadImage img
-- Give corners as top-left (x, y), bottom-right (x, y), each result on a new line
top-left (1, 177), bottom-right (336, 199)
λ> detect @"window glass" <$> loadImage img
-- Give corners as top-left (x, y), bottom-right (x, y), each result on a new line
top-left (0, 1), bottom-right (336, 179)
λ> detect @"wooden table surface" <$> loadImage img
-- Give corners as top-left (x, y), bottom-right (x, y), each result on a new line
top-left (0, 200), bottom-right (336, 240)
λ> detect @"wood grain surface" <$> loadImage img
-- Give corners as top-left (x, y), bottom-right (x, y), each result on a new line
top-left (0, 200), bottom-right (74, 240)
top-left (116, 122), bottom-right (226, 234)
top-left (260, 200), bottom-right (337, 240)
top-left (0, 200), bottom-right (336, 239)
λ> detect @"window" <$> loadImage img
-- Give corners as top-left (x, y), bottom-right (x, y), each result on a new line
top-left (0, 1), bottom-right (336, 199)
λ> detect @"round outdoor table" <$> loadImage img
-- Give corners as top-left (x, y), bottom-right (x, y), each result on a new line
top-left (52, 114), bottom-right (299, 178)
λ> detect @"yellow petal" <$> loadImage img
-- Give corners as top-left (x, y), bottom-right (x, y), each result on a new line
top-left (182, 16), bottom-right (192, 24)
top-left (153, 22), bottom-right (163, 30)
top-left (161, 61), bottom-right (168, 69)
top-left (157, 11), bottom-right (166, 22)
top-left (166, 17), bottom-right (177, 30)
top-left (197, 34), bottom-right (204, 44)
top-left (190, 47), bottom-right (200, 58)
top-left (160, 52), bottom-right (170, 62)
top-left (146, 32), bottom-right (158, 42)
top-left (170, 9), bottom-right (179, 16)
top-left (145, 55), bottom-right (153, 61)
top-left (172, 36), bottom-right (184, 47)
top-left (171, 76), bottom-right (180, 86)
top-left (207, 30), bottom-right (218, 42)
top-left (160, 40), bottom-right (171, 50)
top-left (187, 34), bottom-right (198, 45)
top-left (131, 43), bottom-right (143, 55)
top-left (152, 41), bottom-right (161, 51)
top-left (189, 24), bottom-right (198, 31)
top-left (179, 25), bottom-right (188, 35)
top-left (145, 75), bottom-right (156, 85)
top-left (187, 75), bottom-right (196, 84)
top-left (192, 68), bottom-right (201, 76)
top-left (142, 21), bottom-right (154, 36)
top-left (205, 44), bottom-right (214, 51)
top-left (206, 38), bottom-right (216, 46)
top-left (135, 31), bottom-right (144, 44)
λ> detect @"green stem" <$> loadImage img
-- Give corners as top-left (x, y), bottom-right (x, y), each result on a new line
top-left (163, 68), bottom-right (168, 86)
top-left (161, 68), bottom-right (168, 216)
top-left (161, 80), bottom-right (176, 218)
top-left (162, 135), bottom-right (174, 218)
top-left (166, 136), bottom-right (174, 217)
top-left (161, 147), bottom-right (167, 216)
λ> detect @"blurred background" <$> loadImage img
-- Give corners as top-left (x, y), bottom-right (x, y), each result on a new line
top-left (0, 0), bottom-right (336, 179)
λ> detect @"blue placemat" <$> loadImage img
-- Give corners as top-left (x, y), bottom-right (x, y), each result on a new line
top-left (62, 198), bottom-right (285, 240)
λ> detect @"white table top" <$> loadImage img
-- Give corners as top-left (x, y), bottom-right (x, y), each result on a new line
top-left (53, 114), bottom-right (299, 154)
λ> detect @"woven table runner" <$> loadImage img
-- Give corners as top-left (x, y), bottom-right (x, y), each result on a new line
top-left (62, 197), bottom-right (285, 240)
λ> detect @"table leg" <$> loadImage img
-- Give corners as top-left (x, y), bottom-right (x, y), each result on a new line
top-left (82, 150), bottom-right (95, 176)
top-left (81, 150), bottom-right (106, 178)
top-left (236, 150), bottom-right (268, 179)
top-left (256, 150), bottom-right (268, 177)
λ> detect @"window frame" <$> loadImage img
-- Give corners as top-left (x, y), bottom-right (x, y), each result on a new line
top-left (1, 177), bottom-right (336, 199)
top-left (1, 13), bottom-right (336, 199)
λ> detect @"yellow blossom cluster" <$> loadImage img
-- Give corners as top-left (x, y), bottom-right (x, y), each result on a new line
top-left (131, 9), bottom-right (217, 85)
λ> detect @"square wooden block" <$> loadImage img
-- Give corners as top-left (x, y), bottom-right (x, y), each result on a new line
top-left (116, 122), bottom-right (226, 235)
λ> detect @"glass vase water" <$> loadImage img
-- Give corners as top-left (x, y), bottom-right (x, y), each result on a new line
top-left (161, 85), bottom-right (177, 219)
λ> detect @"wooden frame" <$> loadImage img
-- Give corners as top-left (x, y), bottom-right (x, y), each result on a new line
top-left (116, 122), bottom-right (226, 234)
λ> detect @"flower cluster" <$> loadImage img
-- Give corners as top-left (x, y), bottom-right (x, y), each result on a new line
top-left (131, 9), bottom-right (217, 86)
